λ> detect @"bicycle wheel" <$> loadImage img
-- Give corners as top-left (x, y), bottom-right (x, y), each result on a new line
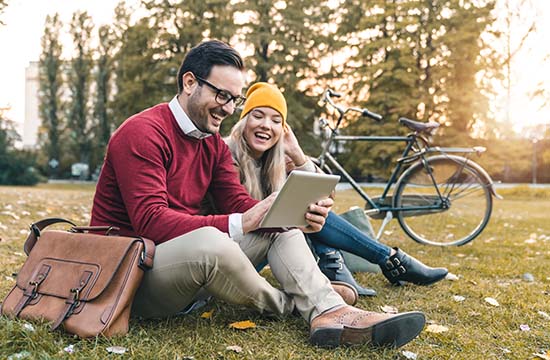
top-left (394, 156), bottom-right (492, 246)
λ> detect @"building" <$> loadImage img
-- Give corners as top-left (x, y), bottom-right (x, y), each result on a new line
top-left (22, 61), bottom-right (40, 149)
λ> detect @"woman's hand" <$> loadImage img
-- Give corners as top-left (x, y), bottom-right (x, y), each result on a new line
top-left (283, 125), bottom-right (307, 167)
top-left (242, 192), bottom-right (277, 233)
top-left (299, 197), bottom-right (333, 233)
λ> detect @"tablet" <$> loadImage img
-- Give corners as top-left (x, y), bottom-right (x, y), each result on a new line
top-left (259, 170), bottom-right (340, 228)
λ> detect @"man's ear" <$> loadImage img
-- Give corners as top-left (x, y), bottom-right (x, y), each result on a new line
top-left (181, 72), bottom-right (198, 96)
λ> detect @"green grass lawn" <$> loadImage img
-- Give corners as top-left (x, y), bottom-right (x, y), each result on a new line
top-left (1, 184), bottom-right (549, 359)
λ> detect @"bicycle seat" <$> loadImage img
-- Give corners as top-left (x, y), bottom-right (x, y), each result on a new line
top-left (399, 117), bottom-right (440, 133)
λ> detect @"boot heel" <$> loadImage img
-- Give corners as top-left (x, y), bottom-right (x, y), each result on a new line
top-left (310, 327), bottom-right (343, 348)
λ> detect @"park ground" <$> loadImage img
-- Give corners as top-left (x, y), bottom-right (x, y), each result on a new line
top-left (0, 184), bottom-right (549, 359)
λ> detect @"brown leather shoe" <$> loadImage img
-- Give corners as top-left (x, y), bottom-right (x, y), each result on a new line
top-left (331, 281), bottom-right (358, 306)
top-left (310, 305), bottom-right (425, 348)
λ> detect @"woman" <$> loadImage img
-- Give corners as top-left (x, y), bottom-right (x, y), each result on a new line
top-left (226, 82), bottom-right (448, 295)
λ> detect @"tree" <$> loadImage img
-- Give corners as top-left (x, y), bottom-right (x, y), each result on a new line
top-left (110, 17), bottom-right (168, 126)
top-left (67, 11), bottom-right (94, 172)
top-left (233, 0), bottom-right (336, 152)
top-left (91, 24), bottom-right (116, 173)
top-left (38, 13), bottom-right (65, 178)
top-left (443, 0), bottom-right (496, 136)
top-left (336, 0), bottom-right (425, 178)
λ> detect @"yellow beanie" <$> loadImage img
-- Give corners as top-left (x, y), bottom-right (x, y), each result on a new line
top-left (239, 82), bottom-right (287, 127)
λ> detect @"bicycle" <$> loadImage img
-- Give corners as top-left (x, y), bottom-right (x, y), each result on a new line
top-left (315, 89), bottom-right (502, 246)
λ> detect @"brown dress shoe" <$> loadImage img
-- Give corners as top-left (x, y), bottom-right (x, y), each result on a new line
top-left (310, 305), bottom-right (425, 348)
top-left (331, 281), bottom-right (358, 306)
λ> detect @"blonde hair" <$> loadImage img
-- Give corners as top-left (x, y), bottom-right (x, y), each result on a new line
top-left (225, 114), bottom-right (286, 200)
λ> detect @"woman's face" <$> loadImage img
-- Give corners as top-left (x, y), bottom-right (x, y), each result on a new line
top-left (243, 106), bottom-right (284, 159)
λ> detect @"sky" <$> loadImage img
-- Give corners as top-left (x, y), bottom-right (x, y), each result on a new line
top-left (0, 0), bottom-right (549, 139)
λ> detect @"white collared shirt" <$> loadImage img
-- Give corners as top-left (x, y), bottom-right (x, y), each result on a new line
top-left (168, 96), bottom-right (244, 239)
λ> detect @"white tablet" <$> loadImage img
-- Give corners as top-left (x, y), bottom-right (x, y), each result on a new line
top-left (259, 170), bottom-right (340, 228)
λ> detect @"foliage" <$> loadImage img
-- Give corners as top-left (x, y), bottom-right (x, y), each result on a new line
top-left (66, 11), bottom-right (94, 169)
top-left (0, 113), bottom-right (42, 186)
top-left (1, 184), bottom-right (550, 358)
top-left (37, 13), bottom-right (65, 178)
top-left (29, 0), bottom-right (547, 182)
top-left (230, 0), bottom-right (337, 153)
top-left (91, 25), bottom-right (116, 172)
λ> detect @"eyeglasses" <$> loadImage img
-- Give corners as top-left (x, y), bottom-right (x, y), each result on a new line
top-left (194, 75), bottom-right (246, 108)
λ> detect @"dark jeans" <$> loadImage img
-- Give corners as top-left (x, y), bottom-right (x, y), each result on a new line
top-left (308, 211), bottom-right (391, 266)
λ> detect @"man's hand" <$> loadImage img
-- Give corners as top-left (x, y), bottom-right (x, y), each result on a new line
top-left (242, 192), bottom-right (277, 233)
top-left (299, 197), bottom-right (333, 233)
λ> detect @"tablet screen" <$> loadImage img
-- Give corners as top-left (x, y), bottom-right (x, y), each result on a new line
top-left (259, 170), bottom-right (340, 228)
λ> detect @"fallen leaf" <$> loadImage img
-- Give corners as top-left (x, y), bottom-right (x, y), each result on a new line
top-left (453, 295), bottom-right (466, 302)
top-left (533, 351), bottom-right (550, 360)
top-left (468, 279), bottom-right (478, 285)
top-left (538, 311), bottom-right (550, 320)
top-left (22, 323), bottom-right (35, 332)
top-left (380, 305), bottom-right (398, 314)
top-left (426, 324), bottom-right (449, 333)
top-left (445, 273), bottom-right (459, 281)
top-left (226, 345), bottom-right (243, 353)
top-left (401, 350), bottom-right (417, 359)
top-left (229, 320), bottom-right (256, 330)
top-left (201, 310), bottom-right (214, 319)
top-left (106, 346), bottom-right (127, 355)
top-left (484, 297), bottom-right (500, 307)
top-left (519, 324), bottom-right (530, 331)
top-left (7, 350), bottom-right (32, 360)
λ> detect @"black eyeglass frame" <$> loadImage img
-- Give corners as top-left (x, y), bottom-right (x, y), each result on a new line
top-left (194, 75), bottom-right (246, 108)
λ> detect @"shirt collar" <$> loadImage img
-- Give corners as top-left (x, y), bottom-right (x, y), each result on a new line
top-left (168, 95), bottom-right (212, 139)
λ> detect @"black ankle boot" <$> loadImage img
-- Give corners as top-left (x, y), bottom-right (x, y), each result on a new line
top-left (381, 248), bottom-right (448, 286)
top-left (318, 250), bottom-right (377, 296)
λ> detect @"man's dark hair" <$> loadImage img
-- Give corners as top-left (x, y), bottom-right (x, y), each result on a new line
top-left (177, 40), bottom-right (244, 94)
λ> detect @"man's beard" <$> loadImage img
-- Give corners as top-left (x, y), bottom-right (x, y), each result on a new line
top-left (187, 89), bottom-right (227, 134)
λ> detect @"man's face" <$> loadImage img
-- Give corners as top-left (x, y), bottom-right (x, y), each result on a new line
top-left (185, 65), bottom-right (245, 134)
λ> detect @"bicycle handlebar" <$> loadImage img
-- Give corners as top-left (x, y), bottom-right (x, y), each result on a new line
top-left (323, 89), bottom-right (383, 122)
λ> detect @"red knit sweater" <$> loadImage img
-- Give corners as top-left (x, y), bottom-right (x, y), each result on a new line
top-left (90, 103), bottom-right (258, 244)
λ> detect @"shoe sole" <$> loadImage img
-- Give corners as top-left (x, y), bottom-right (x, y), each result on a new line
top-left (310, 311), bottom-right (426, 348)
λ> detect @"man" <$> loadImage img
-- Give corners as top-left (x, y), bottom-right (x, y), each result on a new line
top-left (90, 40), bottom-right (425, 348)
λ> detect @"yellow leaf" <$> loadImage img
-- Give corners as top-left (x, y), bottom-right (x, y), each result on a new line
top-left (229, 320), bottom-right (256, 330)
top-left (533, 350), bottom-right (550, 360)
top-left (200, 310), bottom-right (214, 319)
top-left (426, 324), bottom-right (449, 333)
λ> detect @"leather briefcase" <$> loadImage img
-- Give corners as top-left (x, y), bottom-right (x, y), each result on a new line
top-left (0, 218), bottom-right (155, 338)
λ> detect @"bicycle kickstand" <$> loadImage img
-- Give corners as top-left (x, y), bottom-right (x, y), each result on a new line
top-left (376, 211), bottom-right (393, 240)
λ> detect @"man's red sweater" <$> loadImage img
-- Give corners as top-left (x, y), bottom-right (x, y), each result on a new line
top-left (90, 103), bottom-right (258, 244)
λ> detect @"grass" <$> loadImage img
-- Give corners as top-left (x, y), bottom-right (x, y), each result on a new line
top-left (1, 184), bottom-right (549, 359)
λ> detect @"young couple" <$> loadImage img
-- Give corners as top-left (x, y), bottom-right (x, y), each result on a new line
top-left (90, 39), bottom-right (445, 350)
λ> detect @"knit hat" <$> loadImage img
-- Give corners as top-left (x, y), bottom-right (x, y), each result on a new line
top-left (239, 82), bottom-right (287, 127)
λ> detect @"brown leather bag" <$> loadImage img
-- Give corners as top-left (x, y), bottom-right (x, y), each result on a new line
top-left (0, 218), bottom-right (155, 338)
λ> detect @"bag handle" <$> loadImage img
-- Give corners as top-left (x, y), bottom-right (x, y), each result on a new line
top-left (24, 218), bottom-right (77, 255)
top-left (24, 218), bottom-right (155, 270)
top-left (70, 225), bottom-right (120, 235)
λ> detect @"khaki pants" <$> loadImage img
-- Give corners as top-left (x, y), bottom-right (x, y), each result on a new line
top-left (132, 227), bottom-right (344, 323)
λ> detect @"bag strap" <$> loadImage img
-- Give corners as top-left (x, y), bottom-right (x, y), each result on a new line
top-left (24, 218), bottom-right (77, 255)
top-left (139, 238), bottom-right (155, 270)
